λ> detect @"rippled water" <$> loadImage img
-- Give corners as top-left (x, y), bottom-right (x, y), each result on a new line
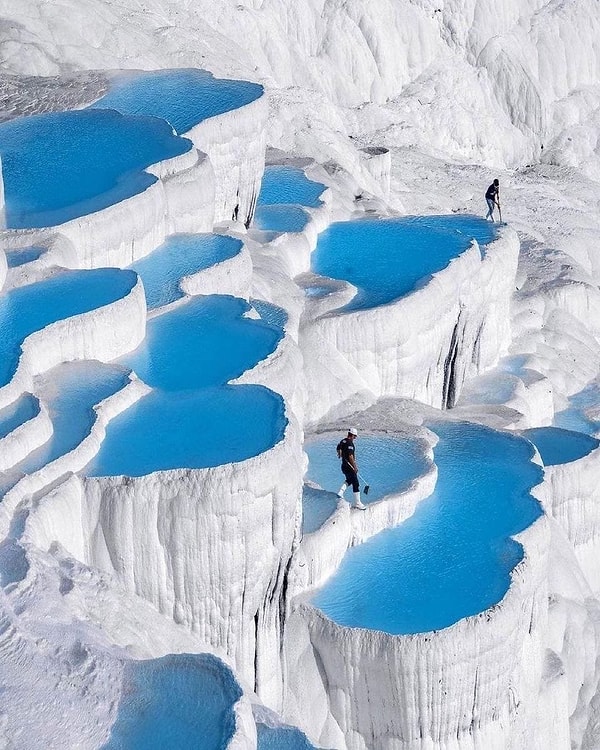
top-left (522, 426), bottom-right (599, 465)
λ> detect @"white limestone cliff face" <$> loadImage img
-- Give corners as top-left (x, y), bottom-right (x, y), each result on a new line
top-left (29, 416), bottom-right (303, 709)
top-left (301, 228), bottom-right (519, 425)
top-left (535, 444), bottom-right (600, 596)
top-left (184, 94), bottom-right (268, 226)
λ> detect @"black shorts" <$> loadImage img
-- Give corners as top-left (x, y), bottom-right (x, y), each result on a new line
top-left (342, 464), bottom-right (359, 492)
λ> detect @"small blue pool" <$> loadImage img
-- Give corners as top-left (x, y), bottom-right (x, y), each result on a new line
top-left (0, 110), bottom-right (191, 229)
top-left (0, 362), bottom-right (129, 499)
top-left (0, 268), bottom-right (138, 389)
top-left (554, 383), bottom-right (600, 436)
top-left (0, 393), bottom-right (39, 439)
top-left (251, 299), bottom-right (288, 331)
top-left (124, 295), bottom-right (283, 391)
top-left (311, 422), bottom-right (542, 634)
top-left (257, 724), bottom-right (317, 750)
top-left (5, 246), bottom-right (44, 268)
top-left (522, 426), bottom-right (599, 465)
top-left (254, 205), bottom-right (310, 233)
top-left (302, 435), bottom-right (429, 534)
top-left (91, 69), bottom-right (263, 134)
top-left (102, 653), bottom-right (241, 750)
top-left (86, 295), bottom-right (287, 476)
top-left (311, 215), bottom-right (496, 310)
top-left (257, 166), bottom-right (325, 208)
top-left (130, 234), bottom-right (243, 310)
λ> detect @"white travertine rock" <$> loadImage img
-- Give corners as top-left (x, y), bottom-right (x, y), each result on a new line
top-left (0, 397), bottom-right (52, 472)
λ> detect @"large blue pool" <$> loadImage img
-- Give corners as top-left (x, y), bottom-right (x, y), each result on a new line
top-left (91, 69), bottom-right (263, 134)
top-left (302, 435), bottom-right (429, 534)
top-left (130, 234), bottom-right (243, 310)
top-left (257, 166), bottom-right (325, 208)
top-left (86, 295), bottom-right (287, 476)
top-left (0, 269), bottom-right (137, 389)
top-left (0, 110), bottom-right (190, 229)
top-left (522, 426), bottom-right (599, 465)
top-left (103, 654), bottom-right (241, 750)
top-left (311, 422), bottom-right (542, 634)
top-left (311, 215), bottom-right (496, 310)
top-left (0, 362), bottom-right (129, 498)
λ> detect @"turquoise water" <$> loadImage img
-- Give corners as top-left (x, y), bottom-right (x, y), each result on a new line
top-left (302, 435), bottom-right (429, 533)
top-left (130, 234), bottom-right (243, 309)
top-left (257, 724), bottom-right (317, 750)
top-left (0, 363), bottom-right (129, 498)
top-left (91, 69), bottom-right (263, 134)
top-left (312, 422), bottom-right (542, 634)
top-left (0, 110), bottom-right (190, 229)
top-left (87, 385), bottom-right (285, 476)
top-left (6, 246), bottom-right (44, 268)
top-left (124, 296), bottom-right (282, 391)
top-left (86, 295), bottom-right (287, 476)
top-left (254, 205), bottom-right (310, 233)
top-left (0, 394), bottom-right (39, 439)
top-left (257, 166), bottom-right (325, 208)
top-left (102, 654), bottom-right (241, 750)
top-left (522, 426), bottom-right (599, 465)
top-left (0, 268), bottom-right (137, 388)
top-left (554, 383), bottom-right (600, 436)
top-left (311, 215), bottom-right (496, 310)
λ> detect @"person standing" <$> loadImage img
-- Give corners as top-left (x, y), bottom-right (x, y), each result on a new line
top-left (336, 427), bottom-right (366, 510)
top-left (485, 178), bottom-right (500, 221)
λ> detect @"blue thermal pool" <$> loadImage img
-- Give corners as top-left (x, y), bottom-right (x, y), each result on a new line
top-left (87, 385), bottom-right (285, 476)
top-left (522, 426), bottom-right (599, 466)
top-left (124, 295), bottom-right (283, 391)
top-left (5, 246), bottom-right (44, 268)
top-left (257, 166), bottom-right (326, 208)
top-left (257, 724), bottom-right (317, 750)
top-left (86, 295), bottom-right (287, 476)
top-left (0, 268), bottom-right (137, 389)
top-left (0, 110), bottom-right (190, 229)
top-left (0, 394), bottom-right (39, 439)
top-left (311, 422), bottom-right (542, 634)
top-left (554, 382), bottom-right (600, 436)
top-left (0, 362), bottom-right (129, 499)
top-left (91, 69), bottom-right (263, 134)
top-left (102, 654), bottom-right (241, 750)
top-left (254, 205), bottom-right (310, 233)
top-left (302, 435), bottom-right (429, 534)
top-left (130, 234), bottom-right (243, 309)
top-left (311, 215), bottom-right (496, 310)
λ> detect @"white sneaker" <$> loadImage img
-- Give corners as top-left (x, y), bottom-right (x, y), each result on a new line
top-left (353, 501), bottom-right (366, 510)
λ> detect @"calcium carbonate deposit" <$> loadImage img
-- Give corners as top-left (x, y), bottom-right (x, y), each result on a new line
top-left (0, 1), bottom-right (599, 748)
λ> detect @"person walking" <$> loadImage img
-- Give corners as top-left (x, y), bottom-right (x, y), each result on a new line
top-left (336, 427), bottom-right (366, 510)
top-left (485, 179), bottom-right (500, 221)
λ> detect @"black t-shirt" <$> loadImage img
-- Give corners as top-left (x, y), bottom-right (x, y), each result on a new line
top-left (486, 183), bottom-right (499, 200)
top-left (337, 437), bottom-right (355, 467)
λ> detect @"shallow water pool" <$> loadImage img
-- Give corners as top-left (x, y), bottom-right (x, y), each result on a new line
top-left (0, 268), bottom-right (138, 389)
top-left (311, 422), bottom-right (542, 634)
top-left (257, 166), bottom-right (325, 208)
top-left (254, 204), bottom-right (310, 233)
top-left (0, 393), bottom-right (39, 439)
top-left (102, 653), bottom-right (241, 750)
top-left (130, 234), bottom-right (243, 309)
top-left (257, 724), bottom-right (317, 750)
top-left (124, 295), bottom-right (282, 391)
top-left (522, 426), bottom-right (599, 465)
top-left (5, 246), bottom-right (44, 268)
top-left (87, 385), bottom-right (286, 476)
top-left (554, 382), bottom-right (600, 436)
top-left (311, 215), bottom-right (496, 310)
top-left (0, 110), bottom-right (190, 229)
top-left (91, 69), bottom-right (263, 134)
